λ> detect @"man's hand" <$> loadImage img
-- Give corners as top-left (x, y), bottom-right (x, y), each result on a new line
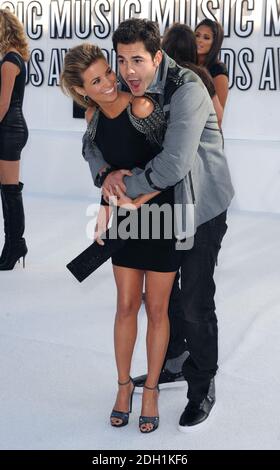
top-left (103, 169), bottom-right (132, 193)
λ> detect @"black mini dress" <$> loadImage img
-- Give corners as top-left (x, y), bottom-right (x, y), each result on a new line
top-left (94, 106), bottom-right (182, 272)
top-left (0, 51), bottom-right (28, 161)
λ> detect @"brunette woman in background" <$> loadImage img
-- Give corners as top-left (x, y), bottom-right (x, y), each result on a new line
top-left (195, 18), bottom-right (229, 127)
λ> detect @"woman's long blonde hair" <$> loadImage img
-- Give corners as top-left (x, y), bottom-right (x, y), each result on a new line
top-left (60, 43), bottom-right (106, 109)
top-left (0, 9), bottom-right (29, 61)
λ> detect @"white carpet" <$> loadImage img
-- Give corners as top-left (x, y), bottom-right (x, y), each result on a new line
top-left (0, 194), bottom-right (279, 450)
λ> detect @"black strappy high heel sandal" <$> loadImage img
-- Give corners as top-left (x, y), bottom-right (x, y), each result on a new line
top-left (110, 377), bottom-right (135, 427)
top-left (139, 384), bottom-right (160, 433)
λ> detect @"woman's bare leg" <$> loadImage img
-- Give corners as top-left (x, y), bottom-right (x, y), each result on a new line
top-left (140, 270), bottom-right (177, 432)
top-left (0, 160), bottom-right (20, 184)
top-left (111, 265), bottom-right (144, 424)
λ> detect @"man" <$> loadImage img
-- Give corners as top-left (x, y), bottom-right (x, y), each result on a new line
top-left (83, 19), bottom-right (234, 431)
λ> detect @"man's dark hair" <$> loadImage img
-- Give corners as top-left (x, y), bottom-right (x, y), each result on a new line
top-left (112, 19), bottom-right (161, 58)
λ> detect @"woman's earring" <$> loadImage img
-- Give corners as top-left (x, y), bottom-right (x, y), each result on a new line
top-left (83, 95), bottom-right (90, 104)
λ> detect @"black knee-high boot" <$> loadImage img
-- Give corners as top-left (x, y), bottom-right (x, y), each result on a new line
top-left (0, 182), bottom-right (28, 270)
top-left (0, 184), bottom-right (10, 264)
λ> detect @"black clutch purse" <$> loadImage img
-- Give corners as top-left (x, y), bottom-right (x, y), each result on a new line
top-left (66, 229), bottom-right (126, 282)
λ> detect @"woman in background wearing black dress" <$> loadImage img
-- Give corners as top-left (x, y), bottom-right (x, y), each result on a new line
top-left (195, 19), bottom-right (229, 127)
top-left (61, 44), bottom-right (181, 434)
top-left (0, 9), bottom-right (29, 270)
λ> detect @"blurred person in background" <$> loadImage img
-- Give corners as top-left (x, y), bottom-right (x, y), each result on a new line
top-left (0, 9), bottom-right (29, 270)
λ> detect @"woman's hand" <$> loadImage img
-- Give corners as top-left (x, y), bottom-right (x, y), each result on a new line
top-left (94, 205), bottom-right (112, 245)
top-left (102, 185), bottom-right (139, 210)
top-left (94, 223), bottom-right (105, 246)
top-left (102, 185), bottom-right (160, 210)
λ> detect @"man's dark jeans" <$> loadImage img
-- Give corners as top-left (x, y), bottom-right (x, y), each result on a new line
top-left (166, 211), bottom-right (228, 403)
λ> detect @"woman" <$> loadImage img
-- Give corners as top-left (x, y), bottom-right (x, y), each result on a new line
top-left (195, 18), bottom-right (229, 125)
top-left (0, 9), bottom-right (29, 270)
top-left (61, 44), bottom-right (181, 433)
top-left (162, 23), bottom-right (223, 125)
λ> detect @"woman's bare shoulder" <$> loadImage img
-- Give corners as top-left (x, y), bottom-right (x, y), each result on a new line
top-left (85, 106), bottom-right (96, 124)
top-left (131, 96), bottom-right (154, 119)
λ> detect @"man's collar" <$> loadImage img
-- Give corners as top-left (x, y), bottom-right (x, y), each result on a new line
top-left (146, 52), bottom-right (169, 95)
top-left (146, 67), bottom-right (162, 94)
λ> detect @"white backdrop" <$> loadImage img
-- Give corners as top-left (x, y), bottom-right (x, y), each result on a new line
top-left (1, 0), bottom-right (280, 212)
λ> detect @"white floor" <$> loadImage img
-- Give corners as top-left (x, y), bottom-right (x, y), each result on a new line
top-left (0, 194), bottom-right (280, 450)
